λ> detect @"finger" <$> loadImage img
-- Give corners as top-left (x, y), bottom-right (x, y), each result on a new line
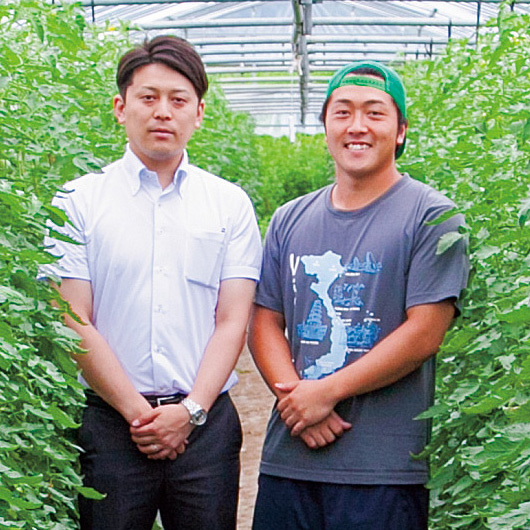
top-left (320, 427), bottom-right (336, 444)
top-left (130, 408), bottom-right (159, 428)
top-left (309, 430), bottom-right (326, 447)
top-left (131, 433), bottom-right (157, 444)
top-left (328, 413), bottom-right (352, 434)
top-left (325, 418), bottom-right (345, 437)
top-left (148, 448), bottom-right (173, 460)
top-left (176, 442), bottom-right (187, 454)
top-left (282, 412), bottom-right (297, 429)
top-left (300, 433), bottom-right (318, 449)
top-left (130, 422), bottom-right (158, 436)
top-left (137, 442), bottom-right (162, 455)
top-left (275, 381), bottom-right (298, 393)
top-left (276, 397), bottom-right (288, 413)
top-left (290, 420), bottom-right (306, 437)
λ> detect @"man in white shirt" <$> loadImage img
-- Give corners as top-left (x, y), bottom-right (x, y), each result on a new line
top-left (43, 36), bottom-right (262, 530)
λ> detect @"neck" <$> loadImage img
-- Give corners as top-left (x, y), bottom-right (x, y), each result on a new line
top-left (331, 167), bottom-right (402, 211)
top-left (154, 164), bottom-right (180, 190)
top-left (132, 148), bottom-right (184, 190)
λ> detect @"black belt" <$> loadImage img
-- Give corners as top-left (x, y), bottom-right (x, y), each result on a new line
top-left (142, 393), bottom-right (186, 408)
top-left (85, 389), bottom-right (186, 409)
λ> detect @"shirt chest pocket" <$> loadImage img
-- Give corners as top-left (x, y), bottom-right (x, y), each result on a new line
top-left (185, 229), bottom-right (227, 288)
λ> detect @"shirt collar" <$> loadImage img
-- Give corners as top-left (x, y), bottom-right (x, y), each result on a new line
top-left (122, 144), bottom-right (190, 196)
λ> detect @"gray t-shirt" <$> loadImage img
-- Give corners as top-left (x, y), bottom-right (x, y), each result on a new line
top-left (255, 174), bottom-right (469, 485)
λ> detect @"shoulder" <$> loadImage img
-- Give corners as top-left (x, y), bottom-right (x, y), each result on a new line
top-left (186, 164), bottom-right (251, 202)
top-left (53, 160), bottom-right (126, 221)
top-left (398, 175), bottom-right (459, 224)
top-left (59, 159), bottom-right (120, 195)
top-left (400, 175), bottom-right (455, 208)
top-left (270, 186), bottom-right (330, 228)
top-left (184, 165), bottom-right (257, 226)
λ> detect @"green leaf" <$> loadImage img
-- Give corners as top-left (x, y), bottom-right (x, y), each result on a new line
top-left (519, 198), bottom-right (530, 228)
top-left (48, 403), bottom-right (80, 429)
top-left (436, 231), bottom-right (465, 255)
top-left (0, 487), bottom-right (42, 509)
top-left (76, 486), bottom-right (106, 500)
top-left (415, 402), bottom-right (451, 420)
top-left (497, 306), bottom-right (530, 323)
top-left (44, 204), bottom-right (70, 227)
top-left (425, 207), bottom-right (459, 226)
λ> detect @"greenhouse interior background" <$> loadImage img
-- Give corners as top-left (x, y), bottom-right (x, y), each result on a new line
top-left (80, 0), bottom-right (530, 136)
top-left (3, 1), bottom-right (530, 529)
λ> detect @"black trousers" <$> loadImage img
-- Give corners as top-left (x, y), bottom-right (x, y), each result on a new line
top-left (78, 392), bottom-right (242, 530)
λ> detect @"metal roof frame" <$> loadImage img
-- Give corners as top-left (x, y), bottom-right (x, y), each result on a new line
top-left (80, 0), bottom-right (530, 136)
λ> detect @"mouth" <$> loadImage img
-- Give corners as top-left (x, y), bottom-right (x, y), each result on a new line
top-left (345, 142), bottom-right (370, 151)
top-left (150, 128), bottom-right (174, 136)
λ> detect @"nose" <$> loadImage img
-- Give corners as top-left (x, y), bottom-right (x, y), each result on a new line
top-left (347, 111), bottom-right (368, 133)
top-left (153, 98), bottom-right (171, 120)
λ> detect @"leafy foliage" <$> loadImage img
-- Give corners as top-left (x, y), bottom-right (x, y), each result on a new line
top-left (0, 1), bottom-right (128, 527)
top-left (5, 0), bottom-right (530, 528)
top-left (252, 133), bottom-right (333, 231)
top-left (398, 7), bottom-right (530, 529)
top-left (188, 84), bottom-right (259, 196)
top-left (0, 1), bottom-right (261, 528)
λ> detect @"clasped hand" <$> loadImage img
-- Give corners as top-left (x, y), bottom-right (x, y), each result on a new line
top-left (275, 379), bottom-right (351, 449)
top-left (130, 404), bottom-right (193, 460)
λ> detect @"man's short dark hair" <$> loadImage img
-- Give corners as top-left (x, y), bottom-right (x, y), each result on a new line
top-left (117, 36), bottom-right (208, 101)
top-left (319, 67), bottom-right (407, 130)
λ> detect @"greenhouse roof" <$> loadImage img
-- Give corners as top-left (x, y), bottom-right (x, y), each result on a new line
top-left (80, 0), bottom-right (530, 136)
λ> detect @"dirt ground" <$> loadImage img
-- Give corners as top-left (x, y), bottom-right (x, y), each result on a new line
top-left (231, 346), bottom-right (275, 530)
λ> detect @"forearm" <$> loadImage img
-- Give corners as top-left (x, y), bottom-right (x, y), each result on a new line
top-left (247, 304), bottom-right (300, 399)
top-left (188, 278), bottom-right (257, 411)
top-left (71, 325), bottom-right (152, 423)
top-left (249, 304), bottom-right (352, 447)
top-left (277, 301), bottom-right (456, 435)
top-left (189, 322), bottom-right (247, 411)
top-left (323, 301), bottom-right (455, 404)
top-left (56, 279), bottom-right (151, 423)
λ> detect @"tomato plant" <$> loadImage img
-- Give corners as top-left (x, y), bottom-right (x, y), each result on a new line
top-left (399, 7), bottom-right (530, 528)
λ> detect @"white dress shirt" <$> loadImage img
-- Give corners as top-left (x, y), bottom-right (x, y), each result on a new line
top-left (43, 147), bottom-right (262, 394)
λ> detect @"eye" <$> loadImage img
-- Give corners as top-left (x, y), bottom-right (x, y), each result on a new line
top-left (368, 109), bottom-right (385, 118)
top-left (333, 108), bottom-right (350, 118)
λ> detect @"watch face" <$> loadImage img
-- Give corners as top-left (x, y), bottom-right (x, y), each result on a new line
top-left (182, 397), bottom-right (207, 426)
top-left (193, 409), bottom-right (207, 426)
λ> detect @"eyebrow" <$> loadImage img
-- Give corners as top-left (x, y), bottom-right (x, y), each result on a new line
top-left (331, 98), bottom-right (388, 107)
top-left (138, 86), bottom-right (192, 95)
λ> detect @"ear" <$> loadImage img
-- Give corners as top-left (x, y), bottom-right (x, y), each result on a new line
top-left (113, 94), bottom-right (126, 125)
top-left (194, 100), bottom-right (205, 129)
top-left (397, 122), bottom-right (407, 147)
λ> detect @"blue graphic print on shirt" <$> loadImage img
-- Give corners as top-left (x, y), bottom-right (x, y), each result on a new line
top-left (295, 250), bottom-right (382, 380)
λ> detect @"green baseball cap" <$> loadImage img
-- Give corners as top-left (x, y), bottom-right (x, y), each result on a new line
top-left (325, 60), bottom-right (408, 158)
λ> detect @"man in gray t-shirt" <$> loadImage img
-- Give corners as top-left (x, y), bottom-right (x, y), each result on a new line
top-left (249, 61), bottom-right (468, 530)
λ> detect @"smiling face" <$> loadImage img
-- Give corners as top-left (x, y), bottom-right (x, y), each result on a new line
top-left (324, 83), bottom-right (406, 184)
top-left (113, 62), bottom-right (204, 172)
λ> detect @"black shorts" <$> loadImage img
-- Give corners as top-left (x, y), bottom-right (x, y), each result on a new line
top-left (253, 474), bottom-right (429, 530)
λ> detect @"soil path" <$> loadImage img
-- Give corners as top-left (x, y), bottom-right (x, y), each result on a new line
top-left (231, 346), bottom-right (275, 530)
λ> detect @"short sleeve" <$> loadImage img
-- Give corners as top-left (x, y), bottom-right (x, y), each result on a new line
top-left (40, 185), bottom-right (90, 281)
top-left (254, 211), bottom-right (284, 314)
top-left (406, 205), bottom-right (469, 312)
top-left (219, 190), bottom-right (262, 282)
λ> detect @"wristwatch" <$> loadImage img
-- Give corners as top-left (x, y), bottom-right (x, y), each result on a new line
top-left (181, 397), bottom-right (208, 426)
